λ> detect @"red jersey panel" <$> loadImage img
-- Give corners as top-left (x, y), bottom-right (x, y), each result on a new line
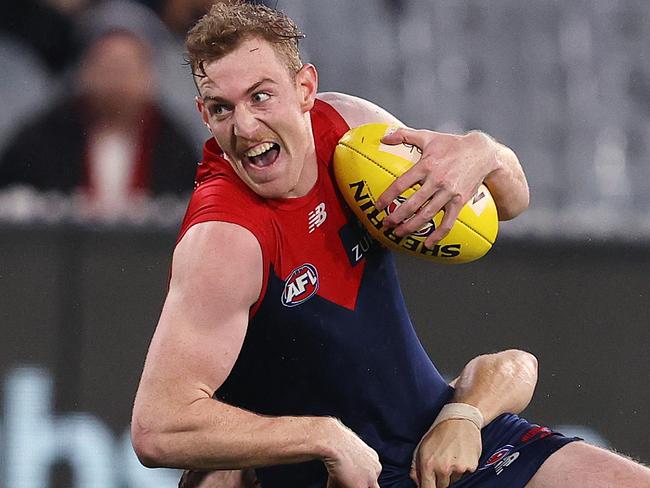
top-left (176, 98), bottom-right (453, 487)
top-left (175, 98), bottom-right (576, 488)
top-left (178, 99), bottom-right (363, 312)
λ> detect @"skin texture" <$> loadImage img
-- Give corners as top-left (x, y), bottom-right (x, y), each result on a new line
top-left (375, 128), bottom-right (528, 248)
top-left (195, 38), bottom-right (319, 200)
top-left (134, 32), bottom-right (650, 488)
top-left (526, 442), bottom-right (650, 488)
top-left (411, 350), bottom-right (538, 488)
top-left (131, 36), bottom-right (538, 488)
top-left (193, 37), bottom-right (528, 230)
top-left (318, 92), bottom-right (530, 245)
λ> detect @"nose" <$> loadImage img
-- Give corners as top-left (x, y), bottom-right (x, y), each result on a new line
top-left (232, 105), bottom-right (260, 139)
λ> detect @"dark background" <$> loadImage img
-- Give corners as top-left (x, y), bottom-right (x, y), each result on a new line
top-left (2, 1), bottom-right (650, 486)
top-left (1, 223), bottom-right (648, 488)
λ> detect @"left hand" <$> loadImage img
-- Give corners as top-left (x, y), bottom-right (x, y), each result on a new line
top-left (376, 128), bottom-right (497, 248)
top-left (410, 419), bottom-right (482, 488)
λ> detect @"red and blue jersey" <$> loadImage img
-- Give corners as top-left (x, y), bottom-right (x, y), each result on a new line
top-left (178, 99), bottom-right (452, 485)
top-left (177, 100), bottom-right (576, 487)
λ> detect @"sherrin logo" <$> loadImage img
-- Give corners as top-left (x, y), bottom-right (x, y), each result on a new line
top-left (333, 123), bottom-right (499, 264)
top-left (281, 264), bottom-right (319, 307)
top-left (348, 179), bottom-right (461, 258)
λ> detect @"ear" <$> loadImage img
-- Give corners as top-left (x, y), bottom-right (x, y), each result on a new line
top-left (295, 63), bottom-right (318, 112)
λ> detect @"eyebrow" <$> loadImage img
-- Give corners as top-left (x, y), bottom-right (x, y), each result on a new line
top-left (202, 78), bottom-right (277, 103)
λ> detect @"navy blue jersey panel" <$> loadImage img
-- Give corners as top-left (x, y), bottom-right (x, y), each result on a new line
top-left (216, 247), bottom-right (452, 484)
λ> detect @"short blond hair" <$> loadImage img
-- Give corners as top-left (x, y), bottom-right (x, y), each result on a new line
top-left (185, 1), bottom-right (304, 78)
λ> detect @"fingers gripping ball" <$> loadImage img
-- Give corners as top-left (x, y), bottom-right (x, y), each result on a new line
top-left (333, 123), bottom-right (498, 264)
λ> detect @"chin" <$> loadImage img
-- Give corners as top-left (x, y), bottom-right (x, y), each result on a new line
top-left (249, 180), bottom-right (296, 199)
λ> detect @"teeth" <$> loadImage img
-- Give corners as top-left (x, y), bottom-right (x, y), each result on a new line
top-left (245, 142), bottom-right (275, 157)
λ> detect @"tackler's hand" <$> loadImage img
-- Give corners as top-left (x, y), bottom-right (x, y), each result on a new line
top-left (410, 419), bottom-right (482, 488)
top-left (323, 419), bottom-right (382, 488)
top-left (375, 128), bottom-right (498, 248)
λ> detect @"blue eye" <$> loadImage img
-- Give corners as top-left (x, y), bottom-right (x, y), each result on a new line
top-left (252, 92), bottom-right (271, 103)
top-left (208, 103), bottom-right (231, 119)
top-left (211, 105), bottom-right (226, 115)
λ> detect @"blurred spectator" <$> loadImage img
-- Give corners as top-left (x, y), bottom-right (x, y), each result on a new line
top-left (77, 0), bottom-right (217, 150)
top-left (0, 35), bottom-right (53, 154)
top-left (0, 0), bottom-right (86, 75)
top-left (0, 29), bottom-right (197, 219)
top-left (148, 0), bottom-right (219, 149)
top-left (153, 0), bottom-right (216, 37)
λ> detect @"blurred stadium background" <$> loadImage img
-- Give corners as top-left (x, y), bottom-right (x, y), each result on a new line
top-left (1, 1), bottom-right (649, 487)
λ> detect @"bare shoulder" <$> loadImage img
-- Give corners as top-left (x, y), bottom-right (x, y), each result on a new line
top-left (317, 91), bottom-right (404, 128)
top-left (172, 221), bottom-right (263, 305)
top-left (133, 221), bottom-right (262, 416)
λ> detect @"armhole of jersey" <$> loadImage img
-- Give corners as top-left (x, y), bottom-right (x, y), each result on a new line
top-left (174, 216), bottom-right (271, 319)
top-left (314, 98), bottom-right (351, 146)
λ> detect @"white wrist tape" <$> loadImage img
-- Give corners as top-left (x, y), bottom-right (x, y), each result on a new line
top-left (431, 402), bottom-right (484, 430)
top-left (411, 403), bottom-right (485, 468)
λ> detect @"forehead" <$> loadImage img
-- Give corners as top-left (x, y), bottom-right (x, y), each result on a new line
top-left (197, 37), bottom-right (292, 97)
top-left (87, 34), bottom-right (150, 65)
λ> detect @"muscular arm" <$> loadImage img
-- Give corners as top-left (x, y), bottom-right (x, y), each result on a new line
top-left (132, 222), bottom-right (328, 469)
top-left (131, 222), bottom-right (381, 486)
top-left (450, 348), bottom-right (538, 423)
top-left (318, 92), bottom-right (530, 223)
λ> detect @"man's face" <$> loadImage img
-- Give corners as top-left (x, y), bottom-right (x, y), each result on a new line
top-left (79, 34), bottom-right (154, 115)
top-left (196, 37), bottom-right (318, 199)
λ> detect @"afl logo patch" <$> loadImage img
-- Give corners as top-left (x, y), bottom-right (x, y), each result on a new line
top-left (386, 196), bottom-right (435, 237)
top-left (281, 264), bottom-right (319, 307)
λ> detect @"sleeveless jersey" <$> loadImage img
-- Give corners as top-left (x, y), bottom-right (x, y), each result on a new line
top-left (177, 100), bottom-right (575, 487)
top-left (178, 99), bottom-right (452, 485)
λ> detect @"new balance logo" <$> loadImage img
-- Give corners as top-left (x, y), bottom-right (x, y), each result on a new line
top-left (308, 202), bottom-right (327, 233)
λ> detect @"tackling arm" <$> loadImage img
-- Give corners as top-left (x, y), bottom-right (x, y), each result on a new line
top-left (449, 348), bottom-right (538, 423)
top-left (411, 349), bottom-right (538, 488)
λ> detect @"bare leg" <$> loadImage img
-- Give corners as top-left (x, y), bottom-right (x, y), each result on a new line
top-left (526, 442), bottom-right (650, 488)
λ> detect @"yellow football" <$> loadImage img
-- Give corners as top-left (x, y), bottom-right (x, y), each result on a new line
top-left (333, 123), bottom-right (499, 264)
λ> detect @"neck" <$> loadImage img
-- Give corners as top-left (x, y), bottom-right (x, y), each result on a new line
top-left (289, 116), bottom-right (318, 198)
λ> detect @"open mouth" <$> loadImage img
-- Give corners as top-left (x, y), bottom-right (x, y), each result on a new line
top-left (244, 142), bottom-right (280, 168)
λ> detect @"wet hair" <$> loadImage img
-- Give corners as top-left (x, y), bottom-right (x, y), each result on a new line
top-left (185, 0), bottom-right (305, 80)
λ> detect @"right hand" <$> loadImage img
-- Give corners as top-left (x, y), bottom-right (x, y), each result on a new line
top-left (322, 419), bottom-right (382, 488)
top-left (410, 419), bottom-right (482, 488)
